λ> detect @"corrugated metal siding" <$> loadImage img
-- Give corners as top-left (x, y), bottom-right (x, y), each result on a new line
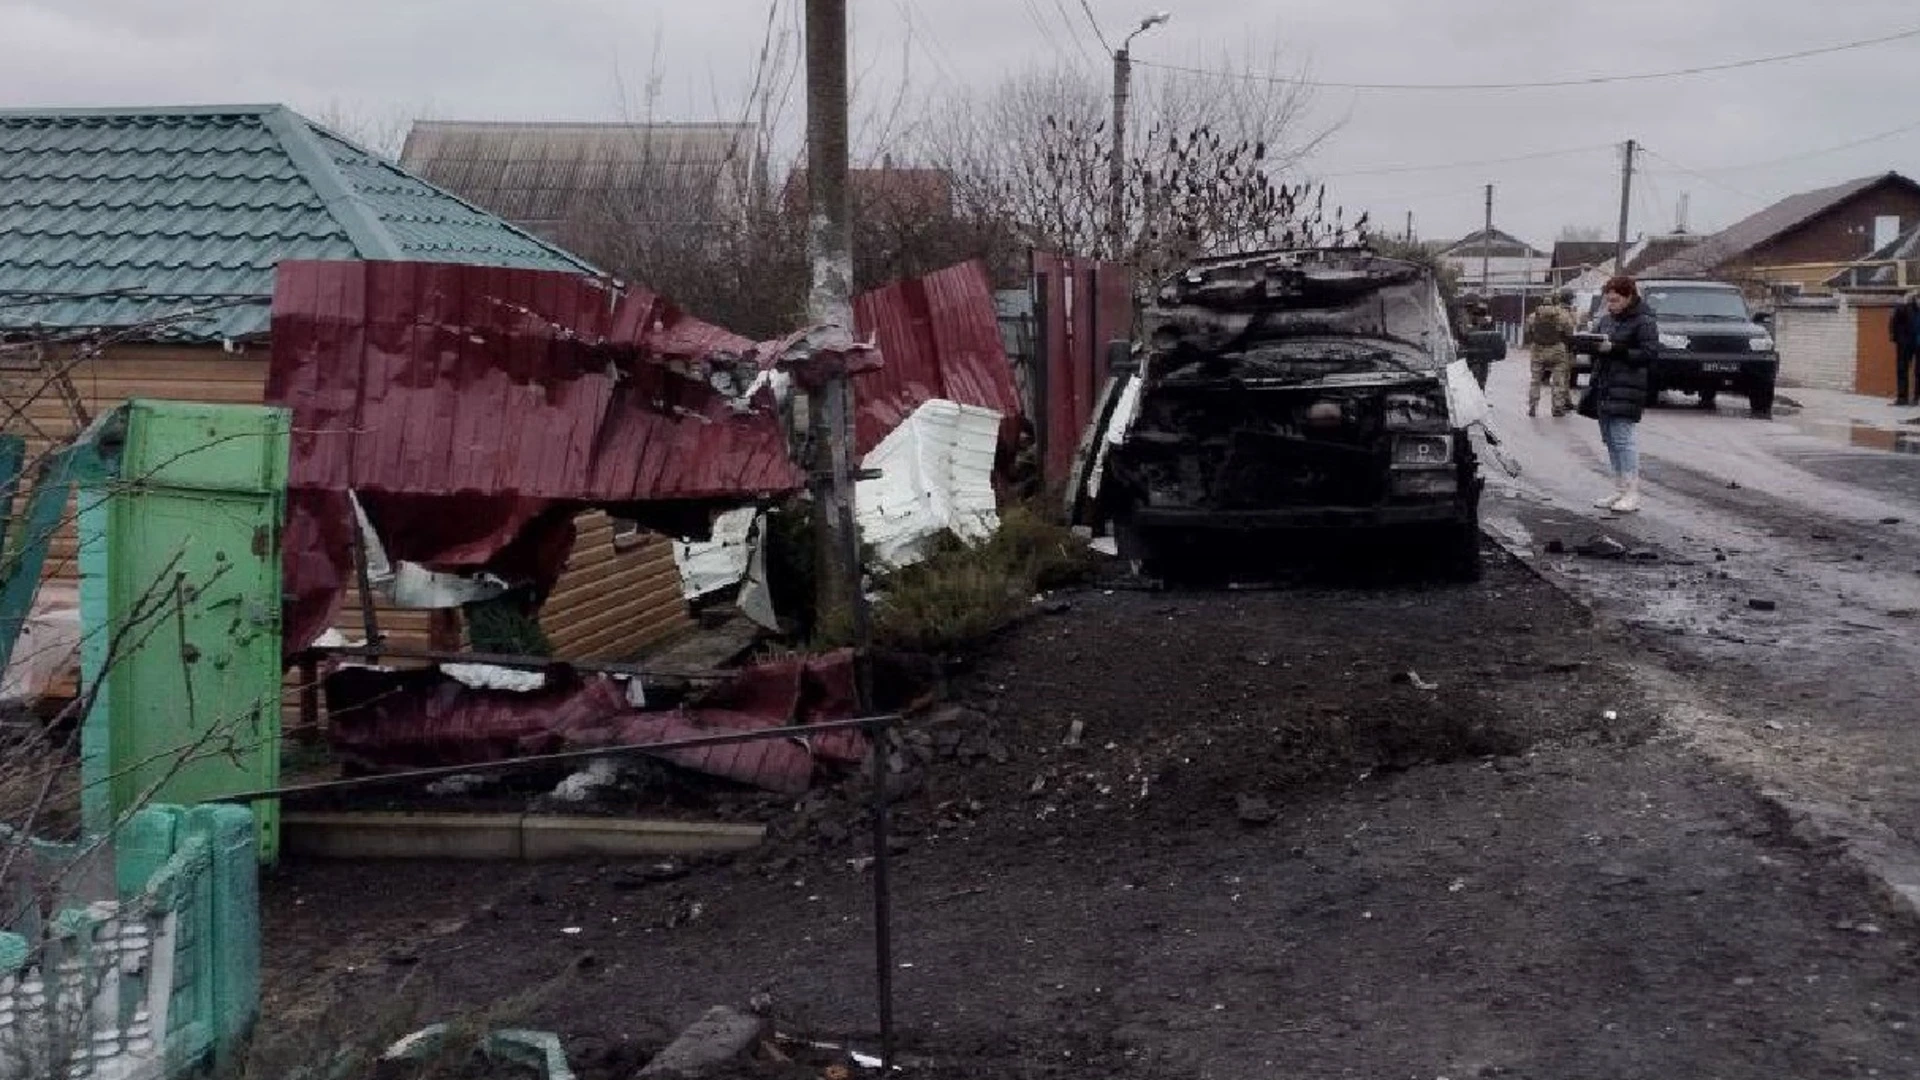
top-left (268, 260), bottom-right (802, 502)
top-left (1032, 252), bottom-right (1133, 484)
top-left (850, 260), bottom-right (1022, 455)
top-left (0, 344), bottom-right (695, 719)
top-left (540, 512), bottom-right (692, 659)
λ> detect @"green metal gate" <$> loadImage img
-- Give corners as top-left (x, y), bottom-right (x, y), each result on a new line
top-left (79, 400), bottom-right (291, 862)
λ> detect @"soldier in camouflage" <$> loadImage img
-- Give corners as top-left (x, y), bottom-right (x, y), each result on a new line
top-left (1526, 290), bottom-right (1579, 417)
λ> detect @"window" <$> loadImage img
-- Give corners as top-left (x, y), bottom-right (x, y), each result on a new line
top-left (1874, 215), bottom-right (1902, 252)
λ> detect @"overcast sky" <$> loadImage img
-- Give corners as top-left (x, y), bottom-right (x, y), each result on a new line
top-left (6, 0), bottom-right (1918, 248)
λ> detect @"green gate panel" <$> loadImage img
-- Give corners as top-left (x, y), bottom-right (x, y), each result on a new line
top-left (80, 400), bottom-right (290, 862)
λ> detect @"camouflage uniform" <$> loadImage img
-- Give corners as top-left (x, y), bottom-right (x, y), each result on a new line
top-left (1526, 298), bottom-right (1578, 416)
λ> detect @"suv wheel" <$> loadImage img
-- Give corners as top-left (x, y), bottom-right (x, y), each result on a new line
top-left (1748, 377), bottom-right (1776, 419)
top-left (1697, 389), bottom-right (1718, 410)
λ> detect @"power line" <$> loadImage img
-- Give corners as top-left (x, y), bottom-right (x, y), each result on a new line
top-left (1318, 142), bottom-right (1618, 179)
top-left (1076, 0), bottom-right (1112, 53)
top-left (1671, 116), bottom-right (1920, 174)
top-left (1048, 0), bottom-right (1100, 66)
top-left (1135, 25), bottom-right (1920, 92)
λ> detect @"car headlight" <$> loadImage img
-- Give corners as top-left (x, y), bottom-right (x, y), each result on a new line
top-left (1392, 434), bottom-right (1453, 467)
top-left (1658, 332), bottom-right (1691, 350)
top-left (1749, 336), bottom-right (1775, 352)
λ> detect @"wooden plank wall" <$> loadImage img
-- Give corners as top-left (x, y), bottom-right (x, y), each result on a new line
top-left (2, 345), bottom-right (694, 717)
top-left (540, 513), bottom-right (693, 659)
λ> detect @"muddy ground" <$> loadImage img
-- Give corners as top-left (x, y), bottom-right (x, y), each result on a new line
top-left (259, 548), bottom-right (1920, 1079)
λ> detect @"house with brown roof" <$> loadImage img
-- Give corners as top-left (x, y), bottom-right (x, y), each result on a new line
top-left (1639, 172), bottom-right (1920, 287)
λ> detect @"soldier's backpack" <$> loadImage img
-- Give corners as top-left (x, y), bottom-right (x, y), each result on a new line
top-left (1526, 308), bottom-right (1565, 348)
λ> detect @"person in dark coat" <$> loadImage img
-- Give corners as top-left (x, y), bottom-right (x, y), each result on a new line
top-left (1587, 275), bottom-right (1659, 512)
top-left (1890, 291), bottom-right (1920, 406)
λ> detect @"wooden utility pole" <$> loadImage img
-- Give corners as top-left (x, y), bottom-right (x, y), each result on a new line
top-left (1615, 139), bottom-right (1637, 269)
top-left (1405, 210), bottom-right (1415, 243)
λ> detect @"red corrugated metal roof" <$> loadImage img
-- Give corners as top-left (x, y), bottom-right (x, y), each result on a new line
top-left (267, 260), bottom-right (801, 502)
top-left (851, 260), bottom-right (1021, 455)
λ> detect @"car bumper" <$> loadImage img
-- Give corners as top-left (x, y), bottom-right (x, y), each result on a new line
top-left (1131, 501), bottom-right (1472, 531)
top-left (1656, 352), bottom-right (1778, 387)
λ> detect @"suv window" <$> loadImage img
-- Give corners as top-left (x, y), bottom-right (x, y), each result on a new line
top-left (1643, 286), bottom-right (1750, 321)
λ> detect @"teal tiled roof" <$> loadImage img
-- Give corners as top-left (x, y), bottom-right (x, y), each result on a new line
top-left (0, 105), bottom-right (603, 343)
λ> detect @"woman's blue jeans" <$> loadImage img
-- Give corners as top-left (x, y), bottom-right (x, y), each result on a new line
top-left (1599, 416), bottom-right (1639, 477)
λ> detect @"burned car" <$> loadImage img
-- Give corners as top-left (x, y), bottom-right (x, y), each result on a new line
top-left (1074, 249), bottom-right (1493, 580)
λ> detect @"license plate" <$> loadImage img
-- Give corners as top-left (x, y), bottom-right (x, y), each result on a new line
top-left (1701, 362), bottom-right (1740, 374)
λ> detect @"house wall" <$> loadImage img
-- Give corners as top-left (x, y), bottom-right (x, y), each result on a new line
top-left (1738, 186), bottom-right (1920, 273)
top-left (2, 344), bottom-right (692, 701)
top-left (1774, 301), bottom-right (1858, 391)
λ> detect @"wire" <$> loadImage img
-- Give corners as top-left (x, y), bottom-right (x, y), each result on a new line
top-left (1077, 0), bottom-right (1112, 53)
top-left (1318, 142), bottom-right (1619, 179)
top-left (1049, 0), bottom-right (1099, 66)
top-left (1670, 116), bottom-right (1920, 174)
top-left (1134, 25), bottom-right (1920, 92)
top-left (1639, 147), bottom-right (1795, 207)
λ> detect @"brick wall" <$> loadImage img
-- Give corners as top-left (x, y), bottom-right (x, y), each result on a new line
top-left (1775, 301), bottom-right (1858, 391)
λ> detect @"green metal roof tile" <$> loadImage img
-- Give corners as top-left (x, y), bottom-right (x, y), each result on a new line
top-left (0, 105), bottom-right (602, 342)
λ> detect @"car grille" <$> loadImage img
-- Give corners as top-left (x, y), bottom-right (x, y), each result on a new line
top-left (1687, 335), bottom-right (1754, 354)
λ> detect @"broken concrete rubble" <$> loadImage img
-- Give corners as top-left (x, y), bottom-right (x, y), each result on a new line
top-left (638, 1006), bottom-right (768, 1078)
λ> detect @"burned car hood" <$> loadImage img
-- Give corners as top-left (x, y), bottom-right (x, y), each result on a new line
top-left (1146, 249), bottom-right (1459, 368)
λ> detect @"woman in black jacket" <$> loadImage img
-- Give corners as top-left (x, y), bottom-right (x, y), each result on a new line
top-left (1588, 275), bottom-right (1659, 512)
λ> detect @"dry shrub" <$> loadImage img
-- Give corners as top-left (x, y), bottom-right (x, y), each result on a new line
top-left (840, 504), bottom-right (1094, 656)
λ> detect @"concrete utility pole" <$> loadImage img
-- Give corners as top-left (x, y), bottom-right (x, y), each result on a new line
top-left (1108, 12), bottom-right (1170, 262)
top-left (1405, 210), bottom-right (1415, 244)
top-left (1615, 138), bottom-right (1637, 269)
top-left (1482, 184), bottom-right (1494, 295)
top-left (804, 0), bottom-right (859, 630)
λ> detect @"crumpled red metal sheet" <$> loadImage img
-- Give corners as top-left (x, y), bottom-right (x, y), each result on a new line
top-left (323, 650), bottom-right (870, 794)
top-left (267, 260), bottom-right (806, 655)
top-left (268, 260), bottom-right (801, 503)
top-left (851, 260), bottom-right (1022, 456)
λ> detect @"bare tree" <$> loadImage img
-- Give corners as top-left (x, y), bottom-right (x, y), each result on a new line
top-left (312, 99), bottom-right (428, 161)
top-left (1557, 225), bottom-right (1611, 243)
top-left (921, 52), bottom-right (1351, 286)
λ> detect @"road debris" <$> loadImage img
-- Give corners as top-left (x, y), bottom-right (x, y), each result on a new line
top-left (1393, 670), bottom-right (1441, 692)
top-left (1749, 599), bottom-right (1779, 612)
top-left (1576, 535), bottom-right (1629, 559)
top-left (1236, 794), bottom-right (1279, 826)
top-left (639, 1005), bottom-right (769, 1077)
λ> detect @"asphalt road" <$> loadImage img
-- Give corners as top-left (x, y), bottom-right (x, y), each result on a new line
top-left (1480, 354), bottom-right (1920, 867)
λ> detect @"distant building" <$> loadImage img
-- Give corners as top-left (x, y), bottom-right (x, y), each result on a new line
top-left (399, 120), bottom-right (764, 245)
top-left (1436, 228), bottom-right (1549, 295)
top-left (1548, 241), bottom-right (1616, 288)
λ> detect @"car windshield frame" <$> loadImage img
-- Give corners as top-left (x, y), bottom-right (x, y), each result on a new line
top-left (1643, 286), bottom-right (1752, 321)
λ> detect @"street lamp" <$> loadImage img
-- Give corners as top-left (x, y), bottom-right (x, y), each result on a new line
top-left (1110, 11), bottom-right (1170, 262)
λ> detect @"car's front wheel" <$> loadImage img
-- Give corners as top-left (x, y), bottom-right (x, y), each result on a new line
top-left (1748, 377), bottom-right (1776, 419)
